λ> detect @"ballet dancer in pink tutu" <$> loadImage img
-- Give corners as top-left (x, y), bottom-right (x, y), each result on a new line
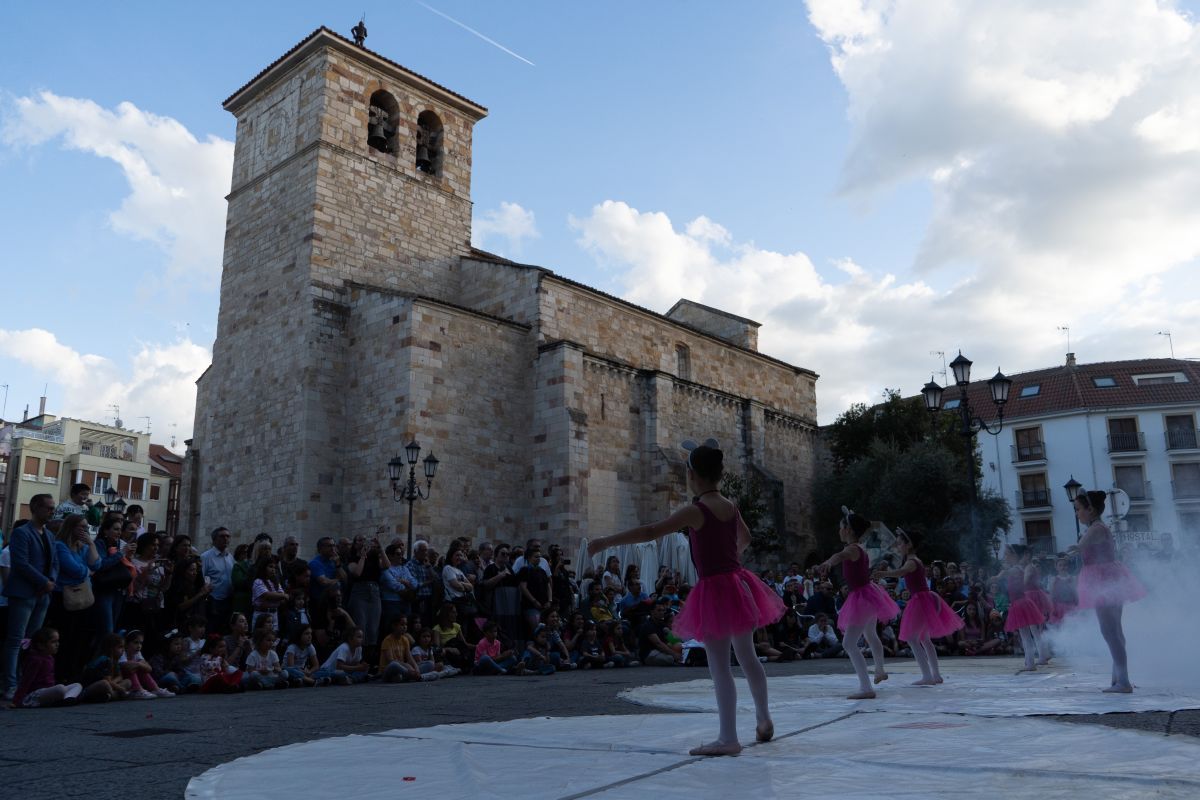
top-left (817, 508), bottom-right (900, 700)
top-left (1003, 544), bottom-right (1048, 672)
top-left (587, 439), bottom-right (785, 756)
top-left (1023, 550), bottom-right (1053, 625)
top-left (1048, 556), bottom-right (1078, 625)
top-left (873, 528), bottom-right (962, 686)
top-left (1074, 489), bottom-right (1146, 693)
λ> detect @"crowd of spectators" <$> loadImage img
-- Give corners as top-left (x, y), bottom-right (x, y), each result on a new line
top-left (0, 484), bottom-right (1171, 708)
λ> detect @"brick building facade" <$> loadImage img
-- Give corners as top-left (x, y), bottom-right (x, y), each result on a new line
top-left (182, 27), bottom-right (820, 558)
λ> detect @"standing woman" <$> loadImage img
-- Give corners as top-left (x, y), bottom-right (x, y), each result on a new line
top-left (816, 508), bottom-right (900, 699)
top-left (50, 514), bottom-right (100, 681)
top-left (91, 517), bottom-right (133, 641)
top-left (1074, 490), bottom-right (1145, 693)
top-left (873, 528), bottom-right (962, 686)
top-left (347, 535), bottom-right (389, 661)
top-left (589, 440), bottom-right (783, 756)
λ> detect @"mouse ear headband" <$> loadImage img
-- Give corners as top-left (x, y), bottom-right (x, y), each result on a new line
top-left (840, 505), bottom-right (854, 526)
top-left (681, 438), bottom-right (720, 470)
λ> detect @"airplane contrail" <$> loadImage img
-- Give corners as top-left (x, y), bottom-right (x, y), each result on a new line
top-left (417, 2), bottom-right (536, 66)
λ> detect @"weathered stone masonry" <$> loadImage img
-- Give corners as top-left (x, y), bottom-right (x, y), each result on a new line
top-left (183, 27), bottom-right (821, 559)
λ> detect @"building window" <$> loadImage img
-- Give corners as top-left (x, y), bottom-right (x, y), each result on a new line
top-left (1019, 384), bottom-right (1040, 398)
top-left (93, 473), bottom-right (112, 496)
top-left (44, 459), bottom-right (60, 480)
top-left (1113, 464), bottom-right (1147, 500)
top-left (415, 110), bottom-right (444, 175)
top-left (367, 90), bottom-right (399, 155)
top-left (942, 398), bottom-right (961, 409)
top-left (150, 484), bottom-right (162, 501)
top-left (1165, 414), bottom-right (1198, 450)
top-left (675, 344), bottom-right (691, 381)
top-left (1134, 372), bottom-right (1186, 385)
top-left (1013, 426), bottom-right (1044, 461)
top-left (1123, 512), bottom-right (1151, 532)
top-left (1092, 376), bottom-right (1117, 388)
top-left (1172, 462), bottom-right (1200, 499)
top-left (1024, 519), bottom-right (1054, 554)
top-left (23, 456), bottom-right (40, 480)
top-left (1107, 417), bottom-right (1142, 452)
top-left (1178, 511), bottom-right (1200, 535)
top-left (1019, 473), bottom-right (1050, 508)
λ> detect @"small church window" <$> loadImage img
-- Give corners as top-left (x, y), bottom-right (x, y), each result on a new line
top-left (367, 90), bottom-right (399, 155)
top-left (676, 344), bottom-right (691, 381)
top-left (416, 110), bottom-right (444, 175)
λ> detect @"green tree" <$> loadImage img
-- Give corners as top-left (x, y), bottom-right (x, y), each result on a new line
top-left (720, 471), bottom-right (780, 563)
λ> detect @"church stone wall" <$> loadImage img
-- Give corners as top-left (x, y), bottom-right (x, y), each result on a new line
top-left (537, 278), bottom-right (817, 421)
top-left (763, 411), bottom-right (819, 553)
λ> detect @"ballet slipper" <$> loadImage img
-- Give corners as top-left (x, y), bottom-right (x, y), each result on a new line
top-left (910, 678), bottom-right (936, 686)
top-left (934, 676), bottom-right (944, 684)
top-left (1102, 684), bottom-right (1133, 694)
top-left (755, 720), bottom-right (774, 743)
top-left (873, 671), bottom-right (888, 685)
top-left (689, 741), bottom-right (743, 757)
top-left (846, 690), bottom-right (876, 700)
top-left (1036, 658), bottom-right (1051, 666)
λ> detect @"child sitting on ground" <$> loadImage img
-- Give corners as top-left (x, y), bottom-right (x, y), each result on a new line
top-left (199, 638), bottom-right (243, 693)
top-left (81, 633), bottom-right (132, 702)
top-left (575, 622), bottom-right (611, 669)
top-left (245, 629), bottom-right (287, 689)
top-left (381, 616), bottom-right (421, 682)
top-left (412, 628), bottom-right (460, 678)
top-left (284, 625), bottom-right (326, 686)
top-left (11, 628), bottom-right (85, 708)
top-left (319, 627), bottom-right (371, 685)
top-left (604, 623), bottom-right (639, 667)
top-left (149, 632), bottom-right (200, 693)
top-left (521, 624), bottom-right (556, 675)
top-left (119, 630), bottom-right (174, 698)
top-left (473, 621), bottom-right (519, 675)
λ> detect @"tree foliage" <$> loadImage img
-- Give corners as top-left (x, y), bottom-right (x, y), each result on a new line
top-left (720, 471), bottom-right (780, 564)
top-left (814, 390), bottom-right (1012, 565)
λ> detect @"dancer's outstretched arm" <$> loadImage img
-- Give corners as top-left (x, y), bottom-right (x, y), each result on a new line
top-left (874, 557), bottom-right (917, 580)
top-left (588, 505), bottom-right (705, 557)
top-left (817, 543), bottom-right (860, 574)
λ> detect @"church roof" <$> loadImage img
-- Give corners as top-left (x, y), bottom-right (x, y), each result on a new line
top-left (466, 249), bottom-right (818, 379)
top-left (224, 26), bottom-right (488, 118)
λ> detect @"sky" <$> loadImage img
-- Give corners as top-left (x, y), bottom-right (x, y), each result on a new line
top-left (2, 0), bottom-right (1199, 449)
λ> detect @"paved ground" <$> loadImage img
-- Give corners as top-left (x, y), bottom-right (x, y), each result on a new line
top-left (1, 657), bottom-right (1196, 799)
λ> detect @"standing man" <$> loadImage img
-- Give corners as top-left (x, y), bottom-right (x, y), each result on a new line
top-left (201, 527), bottom-right (235, 634)
top-left (2, 493), bottom-right (59, 700)
top-left (308, 537), bottom-right (346, 603)
top-left (406, 541), bottom-right (437, 626)
top-left (278, 536), bottom-right (302, 588)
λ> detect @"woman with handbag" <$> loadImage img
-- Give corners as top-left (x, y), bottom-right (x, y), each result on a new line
top-left (49, 514), bottom-right (100, 682)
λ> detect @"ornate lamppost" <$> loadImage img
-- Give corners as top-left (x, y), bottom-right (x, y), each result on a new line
top-left (1063, 475), bottom-right (1082, 539)
top-left (922, 351), bottom-right (1013, 547)
top-left (102, 486), bottom-right (127, 515)
top-left (388, 439), bottom-right (439, 553)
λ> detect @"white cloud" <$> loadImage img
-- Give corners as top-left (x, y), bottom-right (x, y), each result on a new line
top-left (0, 328), bottom-right (210, 449)
top-left (1, 91), bottom-right (233, 290)
top-left (472, 201), bottom-right (539, 254)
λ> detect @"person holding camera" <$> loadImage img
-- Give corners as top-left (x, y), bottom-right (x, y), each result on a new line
top-left (347, 534), bottom-right (389, 661)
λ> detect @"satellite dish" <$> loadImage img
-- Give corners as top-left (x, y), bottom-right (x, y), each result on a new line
top-left (1105, 488), bottom-right (1130, 522)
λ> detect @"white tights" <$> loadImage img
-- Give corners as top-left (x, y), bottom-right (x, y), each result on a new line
top-left (909, 635), bottom-right (941, 683)
top-left (1018, 626), bottom-right (1046, 668)
top-left (843, 621), bottom-right (885, 693)
top-left (705, 632), bottom-right (771, 745)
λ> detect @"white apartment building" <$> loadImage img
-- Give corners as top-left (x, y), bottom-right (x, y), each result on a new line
top-left (967, 355), bottom-right (1200, 555)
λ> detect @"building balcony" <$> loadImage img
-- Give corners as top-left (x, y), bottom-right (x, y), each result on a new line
top-left (1011, 442), bottom-right (1047, 465)
top-left (1165, 429), bottom-right (1200, 452)
top-left (1117, 481), bottom-right (1153, 503)
top-left (1015, 489), bottom-right (1052, 510)
top-left (1172, 481), bottom-right (1200, 501)
top-left (1107, 432), bottom-right (1145, 455)
top-left (13, 428), bottom-right (65, 444)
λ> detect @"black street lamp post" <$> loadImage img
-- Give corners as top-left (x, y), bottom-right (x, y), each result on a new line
top-left (922, 351), bottom-right (1012, 552)
top-left (388, 439), bottom-right (440, 554)
top-left (1063, 475), bottom-right (1082, 539)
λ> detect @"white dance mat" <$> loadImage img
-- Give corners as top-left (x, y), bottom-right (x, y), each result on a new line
top-left (187, 658), bottom-right (1200, 799)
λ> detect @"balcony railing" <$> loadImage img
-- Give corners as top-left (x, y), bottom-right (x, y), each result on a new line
top-left (1107, 431), bottom-right (1145, 453)
top-left (1116, 481), bottom-right (1153, 501)
top-left (1015, 489), bottom-right (1052, 509)
top-left (1173, 481), bottom-right (1200, 500)
top-left (1166, 429), bottom-right (1200, 451)
top-left (12, 428), bottom-right (65, 444)
top-left (1011, 442), bottom-right (1046, 463)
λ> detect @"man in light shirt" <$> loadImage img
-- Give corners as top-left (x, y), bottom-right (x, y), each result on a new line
top-left (806, 613), bottom-right (843, 659)
top-left (201, 527), bottom-right (234, 634)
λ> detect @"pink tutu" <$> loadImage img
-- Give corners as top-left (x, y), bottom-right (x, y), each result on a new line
top-left (898, 591), bottom-right (964, 642)
top-left (671, 567), bottom-right (786, 642)
top-left (1076, 562), bottom-right (1147, 609)
top-left (1027, 588), bottom-right (1052, 618)
top-left (836, 583), bottom-right (900, 631)
top-left (1003, 597), bottom-right (1045, 632)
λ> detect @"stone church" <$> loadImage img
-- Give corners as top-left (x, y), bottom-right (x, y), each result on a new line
top-left (182, 27), bottom-right (820, 557)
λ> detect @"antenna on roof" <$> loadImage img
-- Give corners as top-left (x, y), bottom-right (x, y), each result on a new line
top-left (1057, 325), bottom-right (1070, 353)
top-left (1157, 330), bottom-right (1175, 359)
top-left (929, 351), bottom-right (947, 384)
top-left (170, 422), bottom-right (178, 449)
top-left (138, 416), bottom-right (151, 435)
top-left (109, 403), bottom-right (122, 429)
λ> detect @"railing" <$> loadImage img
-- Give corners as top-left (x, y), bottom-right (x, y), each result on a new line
top-left (1107, 431), bottom-right (1145, 453)
top-left (1116, 481), bottom-right (1153, 501)
top-left (1011, 442), bottom-right (1046, 462)
top-left (1166, 428), bottom-right (1200, 450)
top-left (12, 429), bottom-right (65, 444)
top-left (1015, 489), bottom-right (1052, 509)
top-left (1173, 481), bottom-right (1200, 500)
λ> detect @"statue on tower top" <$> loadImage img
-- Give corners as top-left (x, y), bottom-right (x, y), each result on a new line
top-left (351, 17), bottom-right (368, 47)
